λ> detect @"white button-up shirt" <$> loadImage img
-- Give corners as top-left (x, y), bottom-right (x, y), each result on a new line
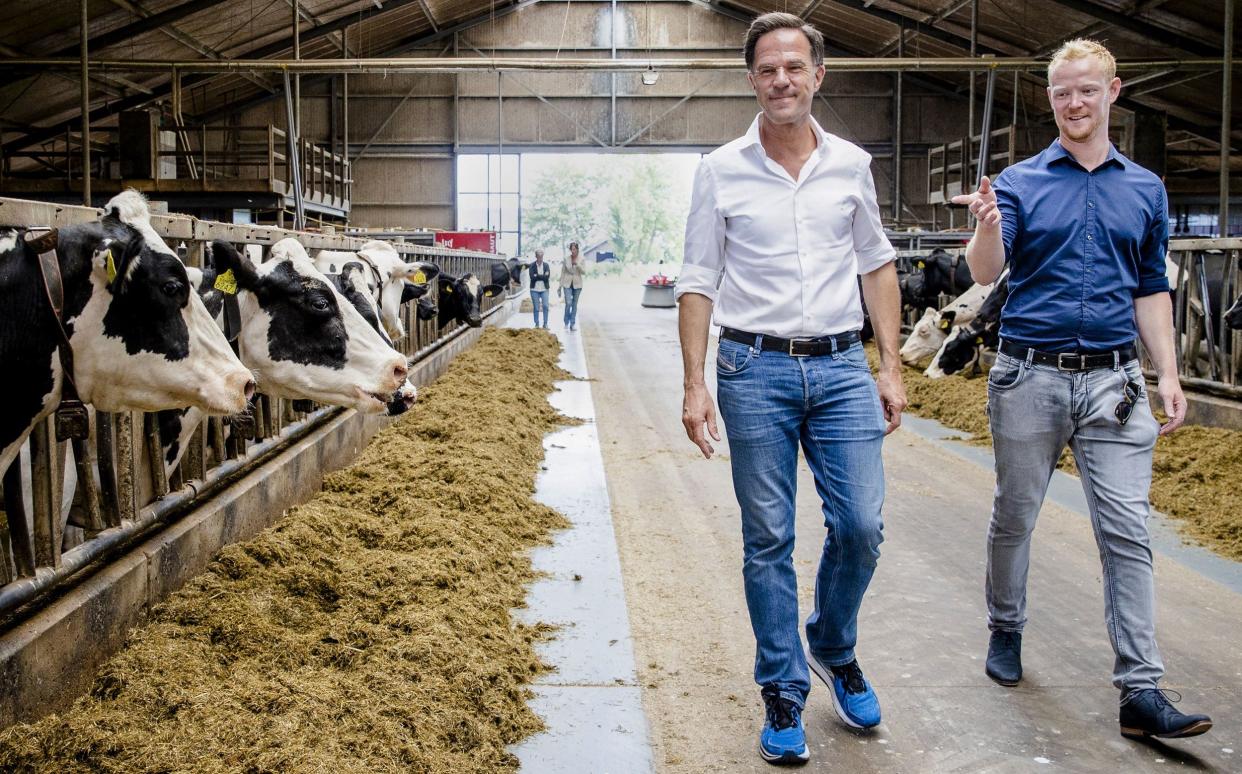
top-left (675, 114), bottom-right (895, 338)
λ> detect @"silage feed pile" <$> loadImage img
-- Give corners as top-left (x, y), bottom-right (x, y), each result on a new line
top-left (0, 328), bottom-right (572, 773)
top-left (869, 346), bottom-right (1242, 561)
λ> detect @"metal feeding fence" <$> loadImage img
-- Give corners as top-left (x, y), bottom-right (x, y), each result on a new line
top-left (0, 195), bottom-right (506, 625)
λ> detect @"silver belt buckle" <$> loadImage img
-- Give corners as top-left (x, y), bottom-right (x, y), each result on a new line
top-left (1057, 352), bottom-right (1079, 371)
top-left (788, 339), bottom-right (813, 357)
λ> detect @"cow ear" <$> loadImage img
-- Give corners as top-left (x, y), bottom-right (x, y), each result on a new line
top-left (438, 274), bottom-right (456, 294)
top-left (400, 281), bottom-right (428, 304)
top-left (482, 284), bottom-right (505, 298)
top-left (208, 239), bottom-right (259, 292)
top-left (398, 261), bottom-right (439, 285)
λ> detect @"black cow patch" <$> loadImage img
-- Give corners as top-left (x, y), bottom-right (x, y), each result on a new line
top-left (101, 236), bottom-right (192, 360)
top-left (210, 241), bottom-right (349, 370)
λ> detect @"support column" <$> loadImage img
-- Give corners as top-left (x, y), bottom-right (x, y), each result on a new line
top-left (80, 0), bottom-right (90, 206)
top-left (1221, 0), bottom-right (1235, 237)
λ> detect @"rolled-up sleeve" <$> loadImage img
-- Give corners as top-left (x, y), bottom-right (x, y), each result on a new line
top-left (995, 169), bottom-right (1020, 263)
top-left (1135, 185), bottom-right (1171, 297)
top-left (852, 159), bottom-right (896, 274)
top-left (676, 160), bottom-right (726, 303)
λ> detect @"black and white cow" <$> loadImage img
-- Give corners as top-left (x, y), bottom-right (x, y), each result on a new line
top-left (1224, 290), bottom-right (1242, 330)
top-left (925, 275), bottom-right (1011, 378)
top-left (313, 241), bottom-right (438, 341)
top-left (321, 262), bottom-right (418, 415)
top-left (400, 280), bottom-right (438, 322)
top-left (211, 237), bottom-right (409, 412)
top-left (437, 272), bottom-right (505, 329)
top-left (490, 257), bottom-right (528, 291)
top-left (899, 281), bottom-right (996, 366)
top-left (1, 192), bottom-right (254, 476)
top-left (900, 248), bottom-right (974, 311)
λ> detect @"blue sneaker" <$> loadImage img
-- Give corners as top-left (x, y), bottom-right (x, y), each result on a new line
top-left (810, 657), bottom-right (881, 729)
top-left (759, 684), bottom-right (809, 765)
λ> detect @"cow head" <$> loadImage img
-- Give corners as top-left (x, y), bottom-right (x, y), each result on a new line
top-left (353, 241), bottom-right (439, 340)
top-left (899, 307), bottom-right (949, 366)
top-left (208, 237), bottom-right (408, 413)
top-left (400, 280), bottom-right (438, 321)
top-left (1226, 291), bottom-right (1242, 330)
top-left (68, 193), bottom-right (254, 415)
top-left (437, 272), bottom-right (504, 328)
top-left (323, 262), bottom-right (420, 416)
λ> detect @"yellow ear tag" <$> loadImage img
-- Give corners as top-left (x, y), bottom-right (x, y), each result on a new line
top-left (411, 270), bottom-right (427, 285)
top-left (105, 249), bottom-right (117, 283)
top-left (975, 336), bottom-right (984, 345)
top-left (938, 319), bottom-right (950, 330)
top-left (214, 269), bottom-right (239, 295)
top-left (916, 260), bottom-right (926, 270)
top-left (442, 285), bottom-right (452, 294)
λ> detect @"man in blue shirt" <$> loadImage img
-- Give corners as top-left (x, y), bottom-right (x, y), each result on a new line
top-left (954, 39), bottom-right (1212, 740)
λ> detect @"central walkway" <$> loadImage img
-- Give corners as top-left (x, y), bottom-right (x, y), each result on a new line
top-left (562, 274), bottom-right (1240, 773)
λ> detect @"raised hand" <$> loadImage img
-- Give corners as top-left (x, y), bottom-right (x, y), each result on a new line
top-left (951, 176), bottom-right (1002, 228)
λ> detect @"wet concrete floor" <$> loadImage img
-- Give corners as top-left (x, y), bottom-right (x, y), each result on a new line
top-left (571, 275), bottom-right (1242, 773)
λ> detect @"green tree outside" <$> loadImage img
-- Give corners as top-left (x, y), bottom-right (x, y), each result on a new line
top-left (521, 162), bottom-right (606, 255)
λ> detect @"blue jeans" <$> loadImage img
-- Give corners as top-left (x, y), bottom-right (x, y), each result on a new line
top-left (530, 289), bottom-right (549, 327)
top-left (563, 286), bottom-right (582, 327)
top-left (987, 351), bottom-right (1164, 691)
top-left (715, 337), bottom-right (887, 709)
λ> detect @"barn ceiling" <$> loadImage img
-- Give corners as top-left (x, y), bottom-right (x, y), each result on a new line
top-left (0, 0), bottom-right (1237, 165)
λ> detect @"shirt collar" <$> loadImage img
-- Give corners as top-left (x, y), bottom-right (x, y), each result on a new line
top-left (1045, 138), bottom-right (1125, 169)
top-left (742, 112), bottom-right (830, 156)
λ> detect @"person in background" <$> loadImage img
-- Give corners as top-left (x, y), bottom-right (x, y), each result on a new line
top-left (954, 38), bottom-right (1212, 741)
top-left (528, 249), bottom-right (551, 329)
top-left (558, 240), bottom-right (586, 331)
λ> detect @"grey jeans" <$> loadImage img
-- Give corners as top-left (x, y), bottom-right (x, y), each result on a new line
top-left (986, 350), bottom-right (1164, 691)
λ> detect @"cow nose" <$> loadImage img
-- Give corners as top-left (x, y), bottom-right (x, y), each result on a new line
top-left (243, 379), bottom-right (257, 402)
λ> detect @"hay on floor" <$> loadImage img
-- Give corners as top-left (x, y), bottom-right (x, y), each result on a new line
top-left (0, 328), bottom-right (572, 773)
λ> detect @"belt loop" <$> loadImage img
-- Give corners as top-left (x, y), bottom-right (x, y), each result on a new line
top-left (1112, 350), bottom-right (1119, 371)
top-left (1024, 347), bottom-right (1035, 367)
top-left (830, 335), bottom-right (840, 355)
top-left (753, 334), bottom-right (763, 356)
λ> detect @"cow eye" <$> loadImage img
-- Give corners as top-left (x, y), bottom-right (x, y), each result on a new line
top-left (162, 280), bottom-right (183, 297)
top-left (311, 297), bottom-right (330, 312)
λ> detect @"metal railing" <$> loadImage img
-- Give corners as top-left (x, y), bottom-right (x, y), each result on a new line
top-left (1168, 237), bottom-right (1242, 396)
top-left (0, 196), bottom-right (503, 623)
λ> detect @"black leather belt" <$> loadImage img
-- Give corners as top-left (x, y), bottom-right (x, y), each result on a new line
top-left (999, 340), bottom-right (1138, 371)
top-left (720, 327), bottom-right (861, 357)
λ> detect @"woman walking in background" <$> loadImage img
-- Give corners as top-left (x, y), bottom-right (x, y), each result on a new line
top-left (528, 249), bottom-right (551, 328)
top-left (559, 240), bottom-right (586, 331)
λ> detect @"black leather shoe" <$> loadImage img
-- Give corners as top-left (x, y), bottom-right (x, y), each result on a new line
top-left (985, 630), bottom-right (1022, 686)
top-left (1120, 689), bottom-right (1212, 740)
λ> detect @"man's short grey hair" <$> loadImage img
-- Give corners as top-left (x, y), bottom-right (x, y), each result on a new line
top-left (535, 249), bottom-right (544, 257)
top-left (743, 12), bottom-right (824, 70)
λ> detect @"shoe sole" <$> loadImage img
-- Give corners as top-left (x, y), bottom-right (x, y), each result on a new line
top-left (809, 657), bottom-right (873, 730)
top-left (1120, 719), bottom-right (1213, 740)
top-left (985, 668), bottom-right (1021, 687)
top-left (759, 745), bottom-right (810, 766)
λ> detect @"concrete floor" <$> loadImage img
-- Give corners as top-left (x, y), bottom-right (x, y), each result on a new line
top-left (546, 274), bottom-right (1242, 773)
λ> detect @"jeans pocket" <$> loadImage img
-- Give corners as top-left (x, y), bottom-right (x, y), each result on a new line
top-left (987, 355), bottom-right (1025, 391)
top-left (716, 341), bottom-right (756, 375)
top-left (833, 343), bottom-right (873, 371)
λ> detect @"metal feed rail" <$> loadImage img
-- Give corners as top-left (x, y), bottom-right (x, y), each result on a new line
top-left (0, 195), bottom-right (505, 624)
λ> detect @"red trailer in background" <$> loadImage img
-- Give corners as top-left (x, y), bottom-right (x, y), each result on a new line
top-left (435, 231), bottom-right (497, 253)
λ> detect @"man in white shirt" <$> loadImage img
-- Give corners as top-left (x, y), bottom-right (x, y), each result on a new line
top-left (676, 12), bottom-right (906, 766)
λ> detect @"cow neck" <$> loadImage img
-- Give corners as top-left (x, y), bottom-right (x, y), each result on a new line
top-left (29, 228), bottom-right (90, 440)
top-left (352, 252), bottom-right (386, 308)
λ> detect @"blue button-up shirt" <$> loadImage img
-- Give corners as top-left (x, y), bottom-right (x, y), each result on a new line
top-left (995, 139), bottom-right (1170, 352)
